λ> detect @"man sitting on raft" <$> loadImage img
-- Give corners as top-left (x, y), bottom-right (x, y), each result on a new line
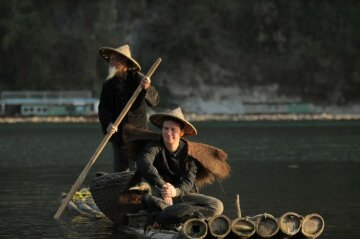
top-left (136, 107), bottom-right (227, 219)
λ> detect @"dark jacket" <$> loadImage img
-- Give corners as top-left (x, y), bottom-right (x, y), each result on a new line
top-left (98, 71), bottom-right (159, 144)
top-left (136, 139), bottom-right (198, 196)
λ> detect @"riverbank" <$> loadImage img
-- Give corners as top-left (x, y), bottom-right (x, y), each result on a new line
top-left (1, 113), bottom-right (360, 123)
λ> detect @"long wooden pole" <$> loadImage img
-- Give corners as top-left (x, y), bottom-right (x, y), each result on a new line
top-left (53, 58), bottom-right (162, 219)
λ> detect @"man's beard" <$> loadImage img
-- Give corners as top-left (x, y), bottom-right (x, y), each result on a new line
top-left (106, 66), bottom-right (117, 80)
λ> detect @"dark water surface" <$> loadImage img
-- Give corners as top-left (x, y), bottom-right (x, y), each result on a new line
top-left (0, 121), bottom-right (359, 238)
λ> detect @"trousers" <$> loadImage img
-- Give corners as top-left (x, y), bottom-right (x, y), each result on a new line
top-left (112, 141), bottom-right (135, 172)
top-left (173, 193), bottom-right (224, 217)
top-left (146, 184), bottom-right (224, 218)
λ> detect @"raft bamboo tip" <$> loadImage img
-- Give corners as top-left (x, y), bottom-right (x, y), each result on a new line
top-left (235, 194), bottom-right (241, 218)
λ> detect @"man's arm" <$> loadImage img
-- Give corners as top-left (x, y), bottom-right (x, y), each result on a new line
top-left (98, 82), bottom-right (114, 135)
top-left (145, 86), bottom-right (160, 106)
top-left (134, 71), bottom-right (159, 107)
top-left (136, 141), bottom-right (165, 188)
top-left (160, 158), bottom-right (197, 198)
top-left (174, 158), bottom-right (197, 196)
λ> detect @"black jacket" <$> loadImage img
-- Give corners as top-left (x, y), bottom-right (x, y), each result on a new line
top-left (98, 71), bottom-right (159, 143)
top-left (136, 139), bottom-right (198, 196)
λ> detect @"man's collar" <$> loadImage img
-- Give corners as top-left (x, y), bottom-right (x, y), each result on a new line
top-left (163, 139), bottom-right (185, 157)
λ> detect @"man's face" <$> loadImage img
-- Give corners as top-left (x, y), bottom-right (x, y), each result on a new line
top-left (162, 120), bottom-right (184, 146)
top-left (109, 53), bottom-right (129, 77)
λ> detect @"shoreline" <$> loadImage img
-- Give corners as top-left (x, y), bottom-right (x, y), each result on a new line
top-left (1, 113), bottom-right (360, 123)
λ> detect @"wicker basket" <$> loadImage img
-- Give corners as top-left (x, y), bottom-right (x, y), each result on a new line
top-left (90, 171), bottom-right (142, 224)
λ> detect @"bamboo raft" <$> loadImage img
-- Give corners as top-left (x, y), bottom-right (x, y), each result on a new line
top-left (119, 212), bottom-right (324, 239)
top-left (62, 171), bottom-right (325, 238)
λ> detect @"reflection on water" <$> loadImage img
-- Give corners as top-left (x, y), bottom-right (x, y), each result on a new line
top-left (0, 121), bottom-right (359, 238)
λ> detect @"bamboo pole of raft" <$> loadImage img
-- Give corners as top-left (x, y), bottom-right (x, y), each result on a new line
top-left (236, 194), bottom-right (241, 218)
top-left (180, 218), bottom-right (208, 239)
top-left (53, 58), bottom-right (162, 219)
top-left (207, 214), bottom-right (232, 238)
top-left (231, 194), bottom-right (256, 238)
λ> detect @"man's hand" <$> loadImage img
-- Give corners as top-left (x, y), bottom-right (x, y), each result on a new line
top-left (106, 123), bottom-right (118, 135)
top-left (161, 183), bottom-right (177, 197)
top-left (161, 183), bottom-right (177, 205)
top-left (163, 196), bottom-right (173, 205)
top-left (140, 76), bottom-right (151, 90)
top-left (137, 72), bottom-right (151, 90)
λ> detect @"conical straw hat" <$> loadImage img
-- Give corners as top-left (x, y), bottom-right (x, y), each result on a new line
top-left (99, 44), bottom-right (141, 71)
top-left (150, 107), bottom-right (197, 136)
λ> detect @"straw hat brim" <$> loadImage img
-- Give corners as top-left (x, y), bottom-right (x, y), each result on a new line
top-left (150, 113), bottom-right (197, 136)
top-left (99, 47), bottom-right (141, 71)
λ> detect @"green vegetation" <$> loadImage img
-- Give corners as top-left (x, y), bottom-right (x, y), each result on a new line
top-left (1, 0), bottom-right (359, 104)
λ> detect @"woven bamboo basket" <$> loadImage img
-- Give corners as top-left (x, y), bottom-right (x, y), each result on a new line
top-left (90, 171), bottom-right (142, 224)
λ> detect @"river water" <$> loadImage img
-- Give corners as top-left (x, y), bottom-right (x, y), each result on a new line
top-left (0, 121), bottom-right (359, 238)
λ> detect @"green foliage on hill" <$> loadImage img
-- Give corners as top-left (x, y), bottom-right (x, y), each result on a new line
top-left (1, 0), bottom-right (359, 104)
